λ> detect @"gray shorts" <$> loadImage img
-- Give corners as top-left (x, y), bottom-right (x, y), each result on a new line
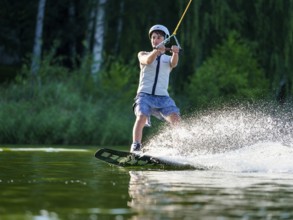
top-left (133, 93), bottom-right (180, 126)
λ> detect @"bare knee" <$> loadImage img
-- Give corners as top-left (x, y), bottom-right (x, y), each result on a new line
top-left (166, 113), bottom-right (180, 125)
top-left (135, 115), bottom-right (147, 126)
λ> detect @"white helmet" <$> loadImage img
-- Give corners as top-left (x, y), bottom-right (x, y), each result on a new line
top-left (148, 24), bottom-right (170, 39)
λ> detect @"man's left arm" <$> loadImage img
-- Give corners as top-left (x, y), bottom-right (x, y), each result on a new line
top-left (170, 45), bottom-right (179, 68)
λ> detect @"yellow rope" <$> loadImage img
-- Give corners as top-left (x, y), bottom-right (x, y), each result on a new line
top-left (172, 0), bottom-right (193, 35)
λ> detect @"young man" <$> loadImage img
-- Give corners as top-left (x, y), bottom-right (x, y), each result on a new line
top-left (131, 24), bottom-right (181, 152)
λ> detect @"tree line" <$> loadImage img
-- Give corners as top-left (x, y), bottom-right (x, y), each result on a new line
top-left (1, 0), bottom-right (292, 95)
top-left (0, 0), bottom-right (292, 145)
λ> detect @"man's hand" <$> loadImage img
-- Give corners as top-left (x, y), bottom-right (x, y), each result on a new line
top-left (171, 45), bottom-right (179, 54)
top-left (155, 44), bottom-right (166, 55)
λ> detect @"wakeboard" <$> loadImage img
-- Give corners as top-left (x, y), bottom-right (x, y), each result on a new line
top-left (94, 148), bottom-right (196, 170)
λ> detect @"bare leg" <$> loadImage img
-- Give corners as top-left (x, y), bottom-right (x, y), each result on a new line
top-left (132, 115), bottom-right (148, 143)
top-left (165, 113), bottom-right (181, 125)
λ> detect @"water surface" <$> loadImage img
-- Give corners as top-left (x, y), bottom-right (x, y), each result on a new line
top-left (0, 147), bottom-right (131, 219)
top-left (1, 145), bottom-right (293, 220)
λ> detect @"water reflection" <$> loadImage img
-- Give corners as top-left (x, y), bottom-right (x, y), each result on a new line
top-left (2, 147), bottom-right (293, 219)
top-left (128, 170), bottom-right (293, 219)
top-left (31, 210), bottom-right (59, 220)
top-left (0, 148), bottom-right (132, 220)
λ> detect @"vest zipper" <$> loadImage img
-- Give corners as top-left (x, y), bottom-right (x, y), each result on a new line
top-left (152, 55), bottom-right (161, 95)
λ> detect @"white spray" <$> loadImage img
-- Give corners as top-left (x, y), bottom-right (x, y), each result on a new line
top-left (144, 102), bottom-right (293, 173)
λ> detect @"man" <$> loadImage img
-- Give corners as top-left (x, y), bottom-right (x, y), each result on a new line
top-left (131, 24), bottom-right (181, 152)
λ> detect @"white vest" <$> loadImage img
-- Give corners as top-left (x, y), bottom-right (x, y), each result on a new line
top-left (137, 54), bottom-right (171, 96)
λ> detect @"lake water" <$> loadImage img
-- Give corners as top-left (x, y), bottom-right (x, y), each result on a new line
top-left (1, 105), bottom-right (293, 219)
top-left (1, 145), bottom-right (293, 220)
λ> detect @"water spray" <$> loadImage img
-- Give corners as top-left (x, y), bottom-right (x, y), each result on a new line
top-left (144, 103), bottom-right (293, 156)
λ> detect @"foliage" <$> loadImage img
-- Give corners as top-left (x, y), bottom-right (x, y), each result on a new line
top-left (0, 55), bottom-right (137, 146)
top-left (0, 0), bottom-right (293, 145)
top-left (187, 31), bottom-right (269, 108)
top-left (1, 0), bottom-right (293, 96)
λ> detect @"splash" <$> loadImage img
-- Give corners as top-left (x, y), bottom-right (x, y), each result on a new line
top-left (143, 102), bottom-right (293, 172)
top-left (201, 142), bottom-right (293, 173)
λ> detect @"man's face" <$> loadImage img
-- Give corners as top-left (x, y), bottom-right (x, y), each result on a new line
top-left (151, 32), bottom-right (165, 48)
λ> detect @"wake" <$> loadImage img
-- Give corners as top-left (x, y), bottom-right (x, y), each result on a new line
top-left (143, 102), bottom-right (293, 173)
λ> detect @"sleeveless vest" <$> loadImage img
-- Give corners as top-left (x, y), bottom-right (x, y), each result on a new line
top-left (137, 54), bottom-right (171, 96)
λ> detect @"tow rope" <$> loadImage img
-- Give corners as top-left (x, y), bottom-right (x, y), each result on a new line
top-left (155, 0), bottom-right (193, 50)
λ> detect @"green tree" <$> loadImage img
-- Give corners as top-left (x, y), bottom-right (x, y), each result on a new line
top-left (187, 31), bottom-right (269, 107)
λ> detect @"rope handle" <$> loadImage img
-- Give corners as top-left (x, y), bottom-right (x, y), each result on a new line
top-left (153, 47), bottom-right (183, 54)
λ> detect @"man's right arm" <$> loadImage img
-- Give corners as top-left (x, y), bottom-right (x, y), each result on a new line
top-left (138, 50), bottom-right (161, 65)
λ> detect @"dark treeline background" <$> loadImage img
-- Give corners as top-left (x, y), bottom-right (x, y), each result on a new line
top-left (0, 0), bottom-right (292, 146)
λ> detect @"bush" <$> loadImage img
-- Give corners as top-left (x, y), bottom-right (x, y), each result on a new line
top-left (187, 31), bottom-right (269, 108)
top-left (0, 55), bottom-right (138, 146)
